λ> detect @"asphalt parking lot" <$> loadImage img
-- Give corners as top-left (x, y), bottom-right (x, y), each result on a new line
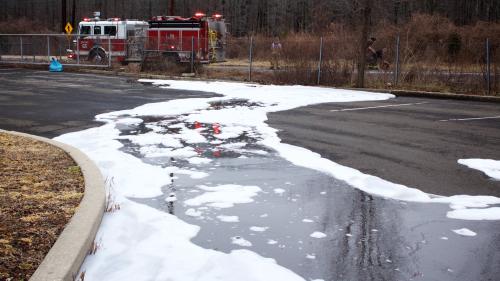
top-left (0, 68), bottom-right (220, 138)
top-left (268, 96), bottom-right (500, 197)
top-left (1, 67), bottom-right (499, 197)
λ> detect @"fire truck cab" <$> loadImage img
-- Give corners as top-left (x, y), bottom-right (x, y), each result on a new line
top-left (71, 12), bottom-right (148, 64)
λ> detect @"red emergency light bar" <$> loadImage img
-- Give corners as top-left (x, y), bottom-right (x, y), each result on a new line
top-left (212, 14), bottom-right (222, 19)
top-left (83, 17), bottom-right (91, 22)
top-left (194, 12), bottom-right (206, 18)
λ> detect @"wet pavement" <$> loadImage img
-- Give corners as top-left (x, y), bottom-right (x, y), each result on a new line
top-left (2, 68), bottom-right (500, 280)
top-left (0, 68), bottom-right (220, 137)
top-left (119, 114), bottom-right (500, 281)
top-left (267, 97), bottom-right (500, 197)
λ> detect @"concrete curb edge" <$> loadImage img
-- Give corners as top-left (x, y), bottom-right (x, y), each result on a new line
top-left (337, 88), bottom-right (500, 103)
top-left (1, 130), bottom-right (106, 281)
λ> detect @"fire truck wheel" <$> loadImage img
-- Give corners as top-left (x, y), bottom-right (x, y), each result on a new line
top-left (88, 49), bottom-right (107, 65)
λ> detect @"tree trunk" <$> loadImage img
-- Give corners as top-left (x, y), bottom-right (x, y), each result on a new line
top-left (169, 0), bottom-right (175, 15)
top-left (61, 0), bottom-right (67, 32)
top-left (356, 0), bottom-right (372, 88)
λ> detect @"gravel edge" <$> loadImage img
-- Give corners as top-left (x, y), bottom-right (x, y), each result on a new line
top-left (0, 130), bottom-right (105, 281)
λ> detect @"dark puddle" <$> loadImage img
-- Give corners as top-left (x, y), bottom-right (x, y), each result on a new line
top-left (130, 153), bottom-right (500, 281)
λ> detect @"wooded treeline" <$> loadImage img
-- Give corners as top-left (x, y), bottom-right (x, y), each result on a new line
top-left (0, 0), bottom-right (499, 35)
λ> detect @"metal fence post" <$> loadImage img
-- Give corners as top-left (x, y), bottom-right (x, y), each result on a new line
top-left (108, 36), bottom-right (112, 68)
top-left (47, 36), bottom-right (50, 62)
top-left (76, 36), bottom-right (80, 65)
top-left (59, 37), bottom-right (62, 60)
top-left (191, 36), bottom-right (194, 73)
top-left (486, 38), bottom-right (491, 96)
top-left (20, 37), bottom-right (23, 61)
top-left (317, 37), bottom-right (324, 85)
top-left (33, 36), bottom-right (36, 62)
top-left (248, 36), bottom-right (253, 82)
top-left (394, 35), bottom-right (400, 86)
top-left (157, 31), bottom-right (160, 51)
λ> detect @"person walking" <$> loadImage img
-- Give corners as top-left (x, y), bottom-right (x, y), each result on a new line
top-left (366, 37), bottom-right (378, 65)
top-left (270, 37), bottom-right (282, 70)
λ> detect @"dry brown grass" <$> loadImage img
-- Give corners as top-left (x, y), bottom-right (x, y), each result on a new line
top-left (220, 15), bottom-right (499, 95)
top-left (0, 133), bottom-right (84, 280)
top-left (0, 18), bottom-right (55, 34)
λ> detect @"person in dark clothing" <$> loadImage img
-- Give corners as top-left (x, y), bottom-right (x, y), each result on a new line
top-left (366, 37), bottom-right (390, 70)
top-left (366, 37), bottom-right (378, 64)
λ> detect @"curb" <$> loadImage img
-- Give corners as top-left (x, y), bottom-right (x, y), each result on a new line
top-left (339, 88), bottom-right (500, 103)
top-left (0, 130), bottom-right (106, 281)
top-left (390, 89), bottom-right (500, 103)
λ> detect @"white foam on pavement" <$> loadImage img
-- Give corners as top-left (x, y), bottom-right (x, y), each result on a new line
top-left (185, 208), bottom-right (203, 217)
top-left (306, 254), bottom-right (316, 259)
top-left (188, 157), bottom-right (213, 165)
top-left (217, 215), bottom-right (240, 223)
top-left (76, 199), bottom-right (301, 281)
top-left (135, 80), bottom-right (500, 220)
top-left (273, 188), bottom-right (286, 195)
top-left (231, 236), bottom-right (253, 247)
top-left (452, 228), bottom-right (477, 237)
top-left (54, 80), bottom-right (500, 280)
top-left (310, 232), bottom-right (327, 239)
top-left (458, 159), bottom-right (500, 180)
top-left (250, 226), bottom-right (269, 232)
top-left (184, 184), bottom-right (262, 208)
top-left (447, 207), bottom-right (500, 220)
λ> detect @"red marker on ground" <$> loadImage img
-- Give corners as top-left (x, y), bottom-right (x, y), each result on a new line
top-left (212, 123), bottom-right (220, 134)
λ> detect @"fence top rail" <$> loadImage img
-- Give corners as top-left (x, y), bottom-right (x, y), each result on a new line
top-left (0, 34), bottom-right (175, 38)
top-left (0, 34), bottom-right (93, 36)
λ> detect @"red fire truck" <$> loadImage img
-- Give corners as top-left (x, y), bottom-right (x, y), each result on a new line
top-left (68, 12), bottom-right (227, 65)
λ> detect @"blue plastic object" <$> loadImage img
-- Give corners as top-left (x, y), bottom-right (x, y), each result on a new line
top-left (49, 57), bottom-right (63, 72)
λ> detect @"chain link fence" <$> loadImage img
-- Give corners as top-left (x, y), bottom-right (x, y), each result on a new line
top-left (224, 35), bottom-right (498, 96)
top-left (1, 33), bottom-right (497, 95)
top-left (0, 34), bottom-right (115, 67)
top-left (0, 33), bottom-right (202, 71)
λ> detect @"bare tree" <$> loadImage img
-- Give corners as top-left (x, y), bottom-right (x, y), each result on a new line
top-left (356, 0), bottom-right (373, 88)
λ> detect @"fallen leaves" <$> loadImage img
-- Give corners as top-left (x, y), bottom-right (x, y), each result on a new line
top-left (0, 132), bottom-right (84, 280)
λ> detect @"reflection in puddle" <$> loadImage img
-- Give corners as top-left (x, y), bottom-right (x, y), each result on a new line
top-left (118, 113), bottom-right (500, 281)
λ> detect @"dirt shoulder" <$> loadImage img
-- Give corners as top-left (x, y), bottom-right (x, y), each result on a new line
top-left (0, 132), bottom-right (84, 280)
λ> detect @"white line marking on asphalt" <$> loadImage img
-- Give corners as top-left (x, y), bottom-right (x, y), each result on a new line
top-left (438, 115), bottom-right (500, 122)
top-left (330, 102), bottom-right (428, 112)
